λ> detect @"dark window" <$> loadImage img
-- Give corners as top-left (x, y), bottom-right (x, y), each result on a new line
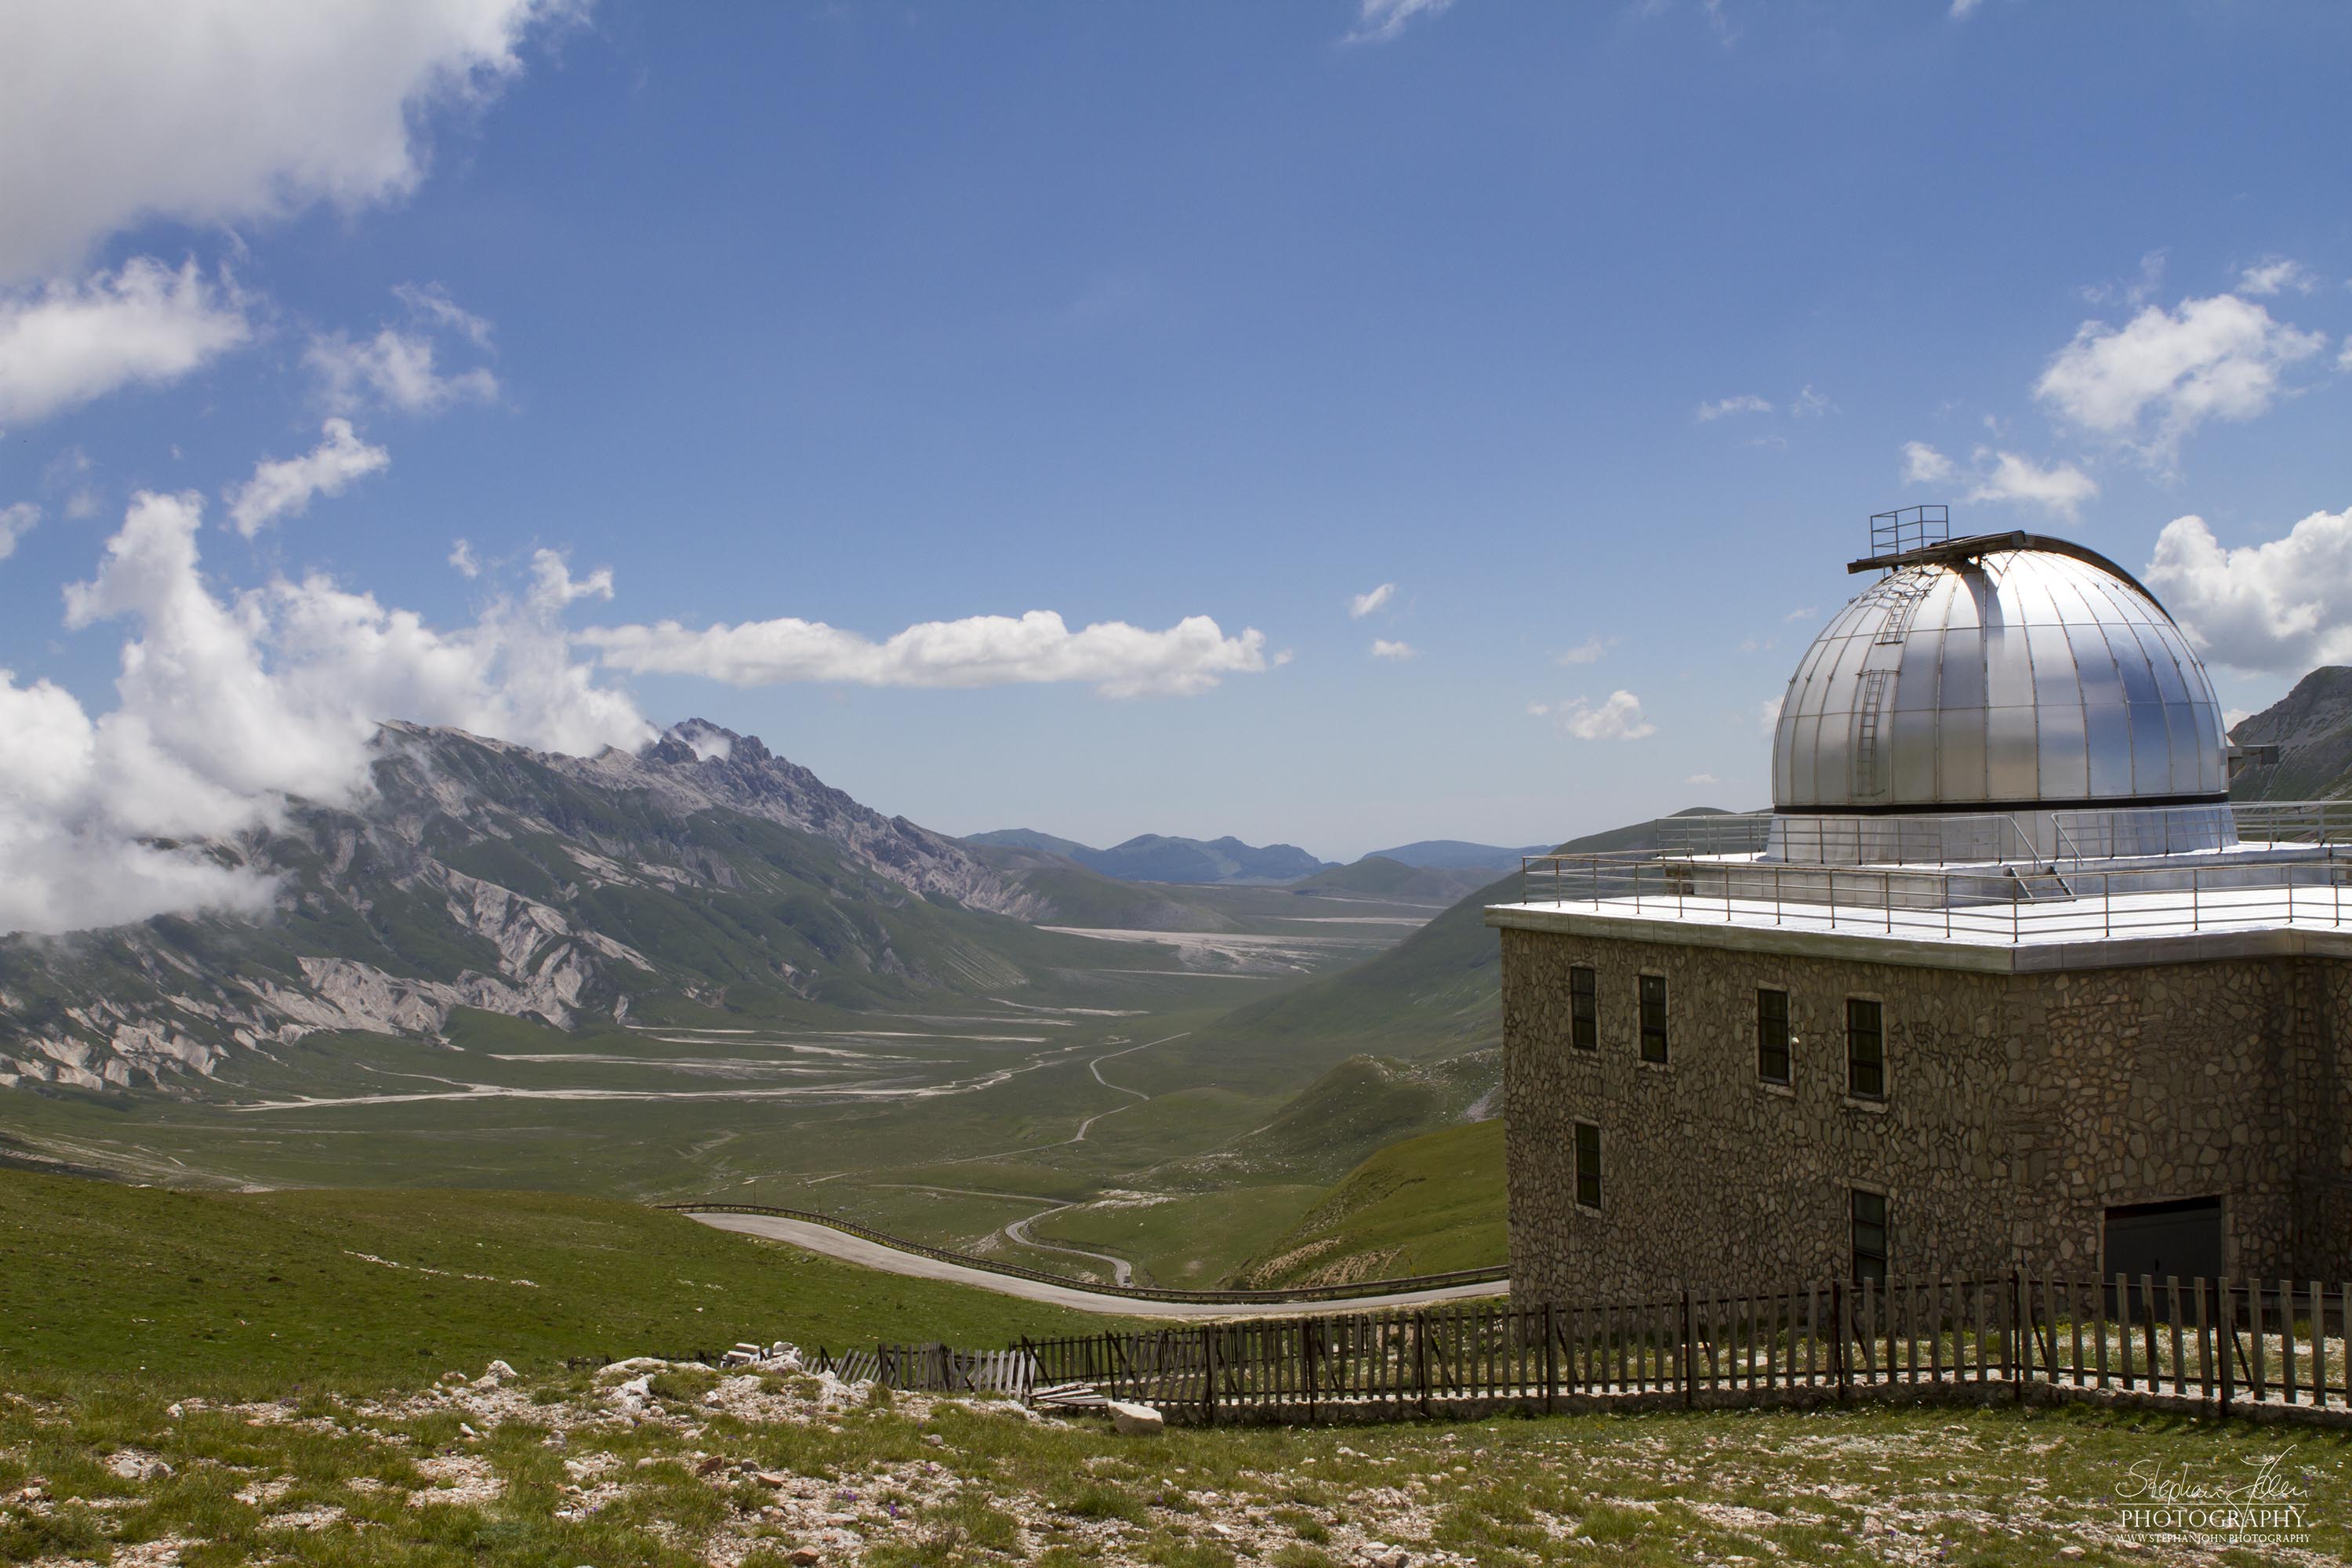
top-left (1852, 1189), bottom-right (1888, 1286)
top-left (1757, 988), bottom-right (1791, 1083)
top-left (1569, 966), bottom-right (1597, 1051)
top-left (1574, 1123), bottom-right (1601, 1209)
top-left (1846, 997), bottom-right (1884, 1098)
top-left (1638, 974), bottom-right (1668, 1063)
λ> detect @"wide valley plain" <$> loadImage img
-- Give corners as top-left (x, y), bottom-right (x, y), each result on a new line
top-left (0, 881), bottom-right (1490, 1293)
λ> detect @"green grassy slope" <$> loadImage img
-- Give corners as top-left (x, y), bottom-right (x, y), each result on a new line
top-left (0, 1171), bottom-right (1129, 1395)
top-left (1161, 812), bottom-right (1724, 1094)
top-left (1231, 1116), bottom-right (1506, 1290)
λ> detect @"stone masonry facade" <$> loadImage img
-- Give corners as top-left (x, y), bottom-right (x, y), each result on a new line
top-left (1497, 923), bottom-right (2352, 1304)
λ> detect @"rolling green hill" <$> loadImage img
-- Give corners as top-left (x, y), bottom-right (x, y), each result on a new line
top-left (1163, 810), bottom-right (1726, 1093)
top-left (1289, 855), bottom-right (1485, 902)
top-left (0, 1169), bottom-right (1124, 1394)
top-left (1230, 1116), bottom-right (1507, 1290)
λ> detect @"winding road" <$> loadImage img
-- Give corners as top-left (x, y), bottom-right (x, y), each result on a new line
top-left (688, 1210), bottom-right (1507, 1318)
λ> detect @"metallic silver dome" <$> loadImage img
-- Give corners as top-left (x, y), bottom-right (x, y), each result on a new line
top-left (1772, 541), bottom-right (2227, 813)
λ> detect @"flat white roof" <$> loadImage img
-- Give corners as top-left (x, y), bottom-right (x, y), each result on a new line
top-left (1488, 878), bottom-right (2352, 974)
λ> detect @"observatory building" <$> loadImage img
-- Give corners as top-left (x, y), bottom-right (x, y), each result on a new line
top-left (1490, 509), bottom-right (2351, 1301)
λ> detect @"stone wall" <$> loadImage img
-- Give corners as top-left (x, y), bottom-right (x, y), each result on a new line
top-left (1499, 925), bottom-right (2350, 1304)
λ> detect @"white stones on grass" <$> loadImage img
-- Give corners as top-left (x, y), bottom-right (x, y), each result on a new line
top-left (1105, 1400), bottom-right (1163, 1436)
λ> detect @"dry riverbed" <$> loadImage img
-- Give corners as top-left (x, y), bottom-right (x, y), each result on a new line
top-left (1, 1353), bottom-right (2343, 1567)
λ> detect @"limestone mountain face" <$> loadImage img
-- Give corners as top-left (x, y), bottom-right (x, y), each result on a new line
top-left (2228, 666), bottom-right (2352, 802)
top-left (0, 720), bottom-right (1053, 1092)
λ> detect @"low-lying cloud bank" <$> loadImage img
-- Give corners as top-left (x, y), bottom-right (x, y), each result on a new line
top-left (581, 610), bottom-right (1272, 698)
top-left (0, 492), bottom-right (652, 936)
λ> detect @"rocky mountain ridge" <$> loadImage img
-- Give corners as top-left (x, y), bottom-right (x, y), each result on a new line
top-left (0, 720), bottom-right (1059, 1093)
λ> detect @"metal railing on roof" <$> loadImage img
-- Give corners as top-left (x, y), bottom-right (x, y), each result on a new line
top-left (1651, 800), bottom-right (2352, 869)
top-left (1517, 805), bottom-right (2352, 946)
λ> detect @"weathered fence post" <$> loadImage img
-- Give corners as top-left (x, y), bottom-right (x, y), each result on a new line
top-left (1544, 1301), bottom-right (1557, 1415)
top-left (1680, 1289), bottom-right (1694, 1409)
top-left (2217, 1278), bottom-right (2233, 1410)
top-left (1415, 1310), bottom-right (1431, 1418)
top-left (1305, 1319), bottom-right (1319, 1423)
top-left (1201, 1323), bottom-right (1218, 1426)
top-left (1833, 1281), bottom-right (1850, 1403)
top-left (2012, 1267), bottom-right (2026, 1404)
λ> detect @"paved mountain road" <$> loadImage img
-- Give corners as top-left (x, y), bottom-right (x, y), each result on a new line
top-left (688, 1210), bottom-right (1507, 1318)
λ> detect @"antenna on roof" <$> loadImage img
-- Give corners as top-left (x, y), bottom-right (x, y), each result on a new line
top-left (1867, 505), bottom-right (1948, 565)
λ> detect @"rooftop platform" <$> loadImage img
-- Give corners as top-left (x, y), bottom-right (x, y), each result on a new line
top-left (1488, 804), bottom-right (2352, 973)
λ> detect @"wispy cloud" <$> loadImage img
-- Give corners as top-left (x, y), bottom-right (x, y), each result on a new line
top-left (1545, 690), bottom-right (1655, 742)
top-left (1782, 606), bottom-right (1816, 622)
top-left (584, 609), bottom-right (1273, 698)
top-left (1370, 638), bottom-right (1416, 660)
top-left (2238, 256), bottom-right (2318, 297)
top-left (1899, 441), bottom-right (2097, 520)
top-left (1555, 635), bottom-right (1612, 666)
top-left (1345, 0), bottom-right (1454, 44)
top-left (0, 501), bottom-right (38, 560)
top-left (307, 328), bottom-right (498, 416)
top-left (1695, 393), bottom-right (1773, 422)
top-left (1348, 582), bottom-right (1396, 619)
top-left (1900, 441), bottom-right (1958, 485)
top-left (224, 419), bottom-right (390, 537)
top-left (1965, 448), bottom-right (2097, 520)
top-left (0, 258), bottom-right (249, 426)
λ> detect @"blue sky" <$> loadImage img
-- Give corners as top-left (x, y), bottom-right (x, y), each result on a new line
top-left (2, 0), bottom-right (2350, 914)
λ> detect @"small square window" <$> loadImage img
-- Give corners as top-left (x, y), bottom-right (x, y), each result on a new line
top-left (1638, 974), bottom-right (1668, 1063)
top-left (1852, 1188), bottom-right (1888, 1286)
top-left (1568, 966), bottom-right (1597, 1051)
top-left (1574, 1122), bottom-right (1601, 1209)
top-left (1756, 988), bottom-right (1790, 1084)
top-left (1846, 997), bottom-right (1884, 1099)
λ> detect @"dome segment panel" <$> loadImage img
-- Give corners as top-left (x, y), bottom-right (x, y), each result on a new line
top-left (1769, 544), bottom-right (2225, 812)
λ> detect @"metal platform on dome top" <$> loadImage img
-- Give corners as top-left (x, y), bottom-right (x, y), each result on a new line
top-left (1846, 528), bottom-right (2161, 603)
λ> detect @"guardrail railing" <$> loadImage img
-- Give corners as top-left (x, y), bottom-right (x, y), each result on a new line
top-left (666, 1202), bottom-right (1508, 1306)
top-left (1515, 844), bottom-right (2352, 943)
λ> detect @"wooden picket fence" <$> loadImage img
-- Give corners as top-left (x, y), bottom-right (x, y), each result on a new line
top-left (1014, 1273), bottom-right (2351, 1427)
top-left (804, 1342), bottom-right (1034, 1399)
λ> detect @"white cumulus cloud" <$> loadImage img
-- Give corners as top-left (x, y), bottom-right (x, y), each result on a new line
top-left (448, 538), bottom-right (481, 578)
top-left (0, 259), bottom-right (250, 426)
top-left (1900, 441), bottom-right (1958, 485)
top-left (1551, 691), bottom-right (1655, 742)
top-left (1965, 448), bottom-right (2098, 520)
top-left (2145, 506), bottom-right (2352, 675)
top-left (1903, 441), bottom-right (2097, 520)
top-left (0, 502), bottom-right (38, 560)
top-left (224, 419), bottom-right (390, 537)
top-left (2034, 292), bottom-right (2326, 463)
top-left (1370, 639), bottom-right (1416, 660)
top-left (1348, 582), bottom-right (1396, 619)
top-left (1695, 393), bottom-right (1773, 421)
top-left (1346, 0), bottom-right (1453, 43)
top-left (307, 327), bottom-right (498, 416)
top-left (0, 1), bottom-right (568, 285)
top-left (583, 609), bottom-right (1272, 699)
top-left (0, 488), bottom-right (648, 935)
